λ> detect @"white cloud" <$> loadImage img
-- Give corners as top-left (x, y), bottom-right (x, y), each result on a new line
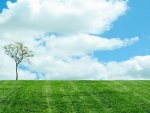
top-left (0, 34), bottom-right (139, 80)
top-left (26, 34), bottom-right (143, 80)
top-left (34, 34), bottom-right (139, 58)
top-left (102, 55), bottom-right (150, 80)
top-left (31, 55), bottom-right (103, 80)
top-left (0, 35), bottom-right (149, 80)
top-left (1, 0), bottom-right (148, 80)
top-left (0, 53), bottom-right (15, 80)
top-left (18, 70), bottom-right (37, 80)
top-left (0, 0), bottom-right (127, 34)
top-left (30, 54), bottom-right (150, 80)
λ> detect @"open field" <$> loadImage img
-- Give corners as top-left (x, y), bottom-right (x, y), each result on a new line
top-left (0, 81), bottom-right (149, 113)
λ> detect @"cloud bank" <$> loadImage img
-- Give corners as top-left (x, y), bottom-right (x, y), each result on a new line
top-left (0, 0), bottom-right (127, 34)
top-left (0, 0), bottom-right (149, 80)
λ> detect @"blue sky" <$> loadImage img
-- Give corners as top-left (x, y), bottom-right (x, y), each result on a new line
top-left (0, 0), bottom-right (16, 13)
top-left (0, 0), bottom-right (150, 80)
top-left (96, 0), bottom-right (150, 61)
top-left (1, 0), bottom-right (149, 62)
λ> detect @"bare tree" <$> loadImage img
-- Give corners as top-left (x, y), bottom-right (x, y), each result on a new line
top-left (4, 42), bottom-right (33, 80)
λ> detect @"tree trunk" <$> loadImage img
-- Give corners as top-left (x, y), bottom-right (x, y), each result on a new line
top-left (16, 63), bottom-right (18, 80)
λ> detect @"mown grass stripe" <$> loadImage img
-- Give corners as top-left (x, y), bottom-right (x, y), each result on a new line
top-left (0, 80), bottom-right (149, 113)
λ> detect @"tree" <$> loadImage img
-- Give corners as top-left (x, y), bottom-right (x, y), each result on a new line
top-left (4, 42), bottom-right (33, 80)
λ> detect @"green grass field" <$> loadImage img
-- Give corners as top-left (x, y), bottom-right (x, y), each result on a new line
top-left (0, 81), bottom-right (149, 113)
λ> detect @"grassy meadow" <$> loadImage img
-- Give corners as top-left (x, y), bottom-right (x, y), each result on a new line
top-left (0, 80), bottom-right (149, 113)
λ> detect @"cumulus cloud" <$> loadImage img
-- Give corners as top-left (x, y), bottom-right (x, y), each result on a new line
top-left (0, 0), bottom-right (148, 80)
top-left (102, 55), bottom-right (150, 80)
top-left (34, 34), bottom-right (139, 58)
top-left (24, 34), bottom-right (138, 80)
top-left (18, 70), bottom-right (37, 80)
top-left (30, 54), bottom-right (150, 80)
top-left (31, 55), bottom-right (104, 80)
top-left (0, 0), bottom-right (127, 34)
top-left (0, 53), bottom-right (15, 80)
top-left (0, 34), bottom-right (139, 80)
